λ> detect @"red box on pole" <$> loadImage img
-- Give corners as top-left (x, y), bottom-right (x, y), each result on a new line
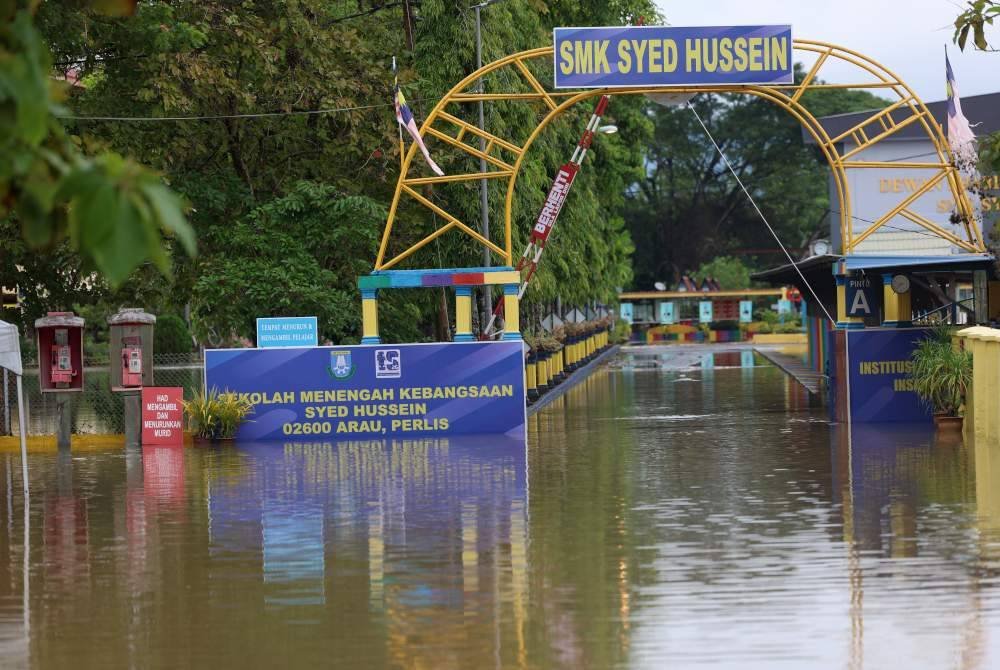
top-left (141, 387), bottom-right (184, 446)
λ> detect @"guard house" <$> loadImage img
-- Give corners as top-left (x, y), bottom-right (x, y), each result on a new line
top-left (754, 91), bottom-right (1000, 423)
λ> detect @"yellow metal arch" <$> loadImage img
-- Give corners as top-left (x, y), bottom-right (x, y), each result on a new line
top-left (374, 40), bottom-right (985, 271)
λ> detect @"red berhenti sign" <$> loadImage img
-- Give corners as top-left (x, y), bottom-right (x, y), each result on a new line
top-left (141, 386), bottom-right (184, 446)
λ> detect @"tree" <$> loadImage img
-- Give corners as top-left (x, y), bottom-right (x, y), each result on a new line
top-left (624, 67), bottom-right (888, 289)
top-left (1, 1), bottom-right (194, 287)
top-left (692, 256), bottom-right (751, 291)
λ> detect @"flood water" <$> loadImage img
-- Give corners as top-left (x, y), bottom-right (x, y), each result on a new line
top-left (2, 344), bottom-right (1000, 668)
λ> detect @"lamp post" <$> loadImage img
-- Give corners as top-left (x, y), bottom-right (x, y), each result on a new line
top-left (472, 0), bottom-right (506, 334)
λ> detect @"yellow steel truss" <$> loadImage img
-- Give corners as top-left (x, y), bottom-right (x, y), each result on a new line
top-left (374, 40), bottom-right (986, 271)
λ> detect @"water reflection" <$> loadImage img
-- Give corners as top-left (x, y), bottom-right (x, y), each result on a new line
top-left (2, 354), bottom-right (1000, 667)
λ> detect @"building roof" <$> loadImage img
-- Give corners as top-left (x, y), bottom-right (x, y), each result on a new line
top-left (803, 90), bottom-right (1000, 145)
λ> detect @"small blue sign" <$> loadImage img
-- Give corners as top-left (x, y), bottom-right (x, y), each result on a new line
top-left (699, 301), bottom-right (713, 323)
top-left (256, 317), bottom-right (319, 348)
top-left (739, 300), bottom-right (753, 323)
top-left (553, 25), bottom-right (794, 89)
top-left (658, 301), bottom-right (675, 325)
top-left (620, 303), bottom-right (634, 324)
top-left (777, 299), bottom-right (793, 315)
top-left (846, 276), bottom-right (876, 318)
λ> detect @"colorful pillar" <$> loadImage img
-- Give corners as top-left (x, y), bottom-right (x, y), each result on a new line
top-left (361, 289), bottom-right (380, 344)
top-left (454, 286), bottom-right (474, 342)
top-left (881, 273), bottom-right (911, 327)
top-left (835, 275), bottom-right (864, 330)
top-left (502, 284), bottom-right (521, 340)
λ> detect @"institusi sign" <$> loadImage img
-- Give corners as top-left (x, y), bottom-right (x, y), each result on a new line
top-left (205, 342), bottom-right (526, 441)
top-left (553, 25), bottom-right (793, 88)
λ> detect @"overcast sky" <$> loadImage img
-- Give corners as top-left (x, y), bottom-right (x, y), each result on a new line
top-left (655, 0), bottom-right (998, 104)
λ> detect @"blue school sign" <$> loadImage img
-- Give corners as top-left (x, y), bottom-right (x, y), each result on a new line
top-left (847, 329), bottom-right (931, 423)
top-left (553, 25), bottom-right (793, 88)
top-left (205, 342), bottom-right (526, 441)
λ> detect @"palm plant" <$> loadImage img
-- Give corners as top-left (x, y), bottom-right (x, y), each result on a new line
top-left (909, 328), bottom-right (972, 417)
top-left (183, 387), bottom-right (254, 440)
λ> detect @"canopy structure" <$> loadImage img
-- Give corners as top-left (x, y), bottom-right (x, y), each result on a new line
top-left (0, 320), bottom-right (23, 376)
top-left (0, 320), bottom-right (29, 494)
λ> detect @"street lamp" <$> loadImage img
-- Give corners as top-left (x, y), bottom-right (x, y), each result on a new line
top-left (471, 0), bottom-right (508, 334)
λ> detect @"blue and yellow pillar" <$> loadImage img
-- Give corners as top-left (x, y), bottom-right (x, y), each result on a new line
top-left (835, 275), bottom-right (864, 330)
top-left (454, 286), bottom-right (474, 342)
top-left (881, 273), bottom-right (911, 327)
top-left (502, 284), bottom-right (521, 341)
top-left (361, 289), bottom-right (380, 344)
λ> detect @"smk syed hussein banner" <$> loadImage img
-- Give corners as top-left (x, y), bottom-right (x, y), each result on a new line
top-left (205, 341), bottom-right (526, 441)
top-left (553, 25), bottom-right (793, 88)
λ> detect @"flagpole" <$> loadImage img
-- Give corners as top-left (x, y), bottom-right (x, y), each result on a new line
top-left (392, 56), bottom-right (405, 174)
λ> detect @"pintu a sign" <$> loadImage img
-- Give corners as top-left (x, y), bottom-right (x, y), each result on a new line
top-left (846, 275), bottom-right (877, 318)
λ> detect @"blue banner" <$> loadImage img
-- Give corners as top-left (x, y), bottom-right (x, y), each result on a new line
top-left (205, 342), bottom-right (526, 440)
top-left (553, 25), bottom-right (793, 88)
top-left (256, 316), bottom-right (319, 348)
top-left (847, 329), bottom-right (931, 423)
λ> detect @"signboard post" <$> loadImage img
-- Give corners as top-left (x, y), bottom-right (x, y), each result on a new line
top-left (553, 25), bottom-right (794, 89)
top-left (658, 302), bottom-right (675, 325)
top-left (256, 317), bottom-right (319, 348)
top-left (699, 301), bottom-right (713, 323)
top-left (141, 386), bottom-right (184, 446)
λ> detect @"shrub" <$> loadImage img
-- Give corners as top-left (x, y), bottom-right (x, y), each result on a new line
top-left (909, 328), bottom-right (972, 416)
top-left (155, 314), bottom-right (194, 354)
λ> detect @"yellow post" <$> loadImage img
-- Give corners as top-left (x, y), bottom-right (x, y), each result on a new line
top-left (881, 273), bottom-right (911, 327)
top-left (537, 354), bottom-right (549, 391)
top-left (526, 359), bottom-right (538, 401)
top-left (502, 284), bottom-right (521, 340)
top-left (361, 289), bottom-right (381, 344)
top-left (835, 275), bottom-right (865, 330)
top-left (454, 287), bottom-right (474, 342)
top-left (556, 348), bottom-right (564, 380)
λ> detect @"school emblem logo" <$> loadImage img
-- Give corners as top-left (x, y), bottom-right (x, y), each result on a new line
top-left (328, 350), bottom-right (356, 380)
top-left (375, 349), bottom-right (401, 379)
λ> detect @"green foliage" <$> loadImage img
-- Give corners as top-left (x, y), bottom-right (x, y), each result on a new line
top-left (626, 66), bottom-right (888, 289)
top-left (154, 313), bottom-right (193, 354)
top-left (954, 0), bottom-right (1000, 51)
top-left (182, 387), bottom-right (253, 440)
top-left (909, 328), bottom-right (972, 416)
top-left (0, 4), bottom-right (194, 287)
top-left (692, 256), bottom-right (751, 290)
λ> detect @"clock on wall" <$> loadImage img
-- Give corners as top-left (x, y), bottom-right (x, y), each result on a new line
top-left (810, 239), bottom-right (830, 256)
top-left (891, 274), bottom-right (910, 294)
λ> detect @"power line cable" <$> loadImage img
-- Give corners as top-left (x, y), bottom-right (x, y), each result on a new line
top-left (687, 102), bottom-right (837, 324)
top-left (57, 98), bottom-right (431, 122)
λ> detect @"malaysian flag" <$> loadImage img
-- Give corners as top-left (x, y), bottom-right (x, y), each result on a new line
top-left (394, 79), bottom-right (444, 177)
top-left (946, 50), bottom-right (977, 167)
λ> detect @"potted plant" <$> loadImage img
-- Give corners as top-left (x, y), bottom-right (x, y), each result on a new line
top-left (909, 328), bottom-right (972, 431)
top-left (183, 387), bottom-right (254, 442)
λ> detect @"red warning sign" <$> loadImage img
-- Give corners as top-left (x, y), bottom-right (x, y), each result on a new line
top-left (141, 386), bottom-right (184, 446)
